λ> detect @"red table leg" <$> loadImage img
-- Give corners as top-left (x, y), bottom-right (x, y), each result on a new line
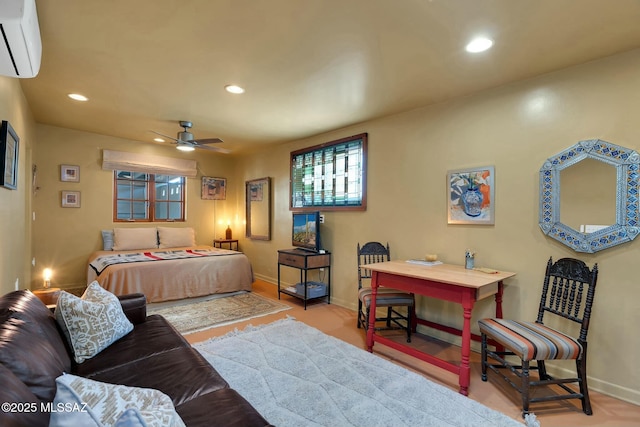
top-left (459, 292), bottom-right (474, 396)
top-left (366, 271), bottom-right (378, 352)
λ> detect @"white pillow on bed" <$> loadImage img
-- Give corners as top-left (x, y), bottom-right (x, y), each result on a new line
top-left (112, 227), bottom-right (158, 251)
top-left (158, 227), bottom-right (195, 248)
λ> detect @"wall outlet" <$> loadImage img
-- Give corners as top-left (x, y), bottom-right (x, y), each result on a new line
top-left (15, 278), bottom-right (19, 291)
top-left (319, 214), bottom-right (325, 224)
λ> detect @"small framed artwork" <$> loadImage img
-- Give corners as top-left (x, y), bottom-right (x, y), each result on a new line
top-left (61, 191), bottom-right (81, 208)
top-left (0, 120), bottom-right (20, 190)
top-left (60, 164), bottom-right (80, 182)
top-left (201, 176), bottom-right (226, 200)
top-left (447, 165), bottom-right (495, 225)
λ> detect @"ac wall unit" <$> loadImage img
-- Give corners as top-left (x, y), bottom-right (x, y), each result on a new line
top-left (0, 0), bottom-right (41, 78)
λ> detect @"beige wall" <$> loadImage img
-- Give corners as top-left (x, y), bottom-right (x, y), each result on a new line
top-left (32, 125), bottom-right (243, 288)
top-left (238, 49), bottom-right (640, 404)
top-left (0, 76), bottom-right (36, 296)
top-left (2, 48), bottom-right (638, 406)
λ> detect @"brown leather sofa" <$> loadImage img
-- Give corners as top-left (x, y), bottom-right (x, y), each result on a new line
top-left (0, 290), bottom-right (272, 427)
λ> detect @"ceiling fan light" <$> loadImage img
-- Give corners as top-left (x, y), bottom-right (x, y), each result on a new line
top-left (176, 144), bottom-right (195, 152)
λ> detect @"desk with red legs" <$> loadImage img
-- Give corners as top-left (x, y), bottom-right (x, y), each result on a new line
top-left (365, 261), bottom-right (515, 396)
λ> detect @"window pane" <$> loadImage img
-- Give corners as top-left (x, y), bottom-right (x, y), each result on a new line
top-left (169, 182), bottom-right (181, 201)
top-left (132, 182), bottom-right (147, 199)
top-left (132, 201), bottom-right (147, 219)
top-left (132, 171), bottom-right (147, 180)
top-left (116, 201), bottom-right (131, 219)
top-left (155, 182), bottom-right (168, 201)
top-left (168, 202), bottom-right (182, 219)
top-left (155, 202), bottom-right (168, 219)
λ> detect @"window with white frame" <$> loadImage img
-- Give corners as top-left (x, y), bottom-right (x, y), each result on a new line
top-left (290, 133), bottom-right (367, 211)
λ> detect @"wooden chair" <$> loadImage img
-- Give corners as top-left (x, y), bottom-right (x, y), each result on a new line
top-left (356, 242), bottom-right (415, 342)
top-left (479, 257), bottom-right (598, 417)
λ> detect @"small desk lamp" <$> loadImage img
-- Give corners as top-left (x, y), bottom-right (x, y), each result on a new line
top-left (43, 268), bottom-right (52, 289)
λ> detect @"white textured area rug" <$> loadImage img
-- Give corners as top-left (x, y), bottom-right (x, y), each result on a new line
top-left (194, 318), bottom-right (529, 427)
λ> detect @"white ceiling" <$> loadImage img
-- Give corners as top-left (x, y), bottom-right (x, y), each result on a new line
top-left (19, 0), bottom-right (640, 155)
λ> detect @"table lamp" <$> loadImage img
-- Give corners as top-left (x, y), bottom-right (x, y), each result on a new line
top-left (43, 268), bottom-right (52, 289)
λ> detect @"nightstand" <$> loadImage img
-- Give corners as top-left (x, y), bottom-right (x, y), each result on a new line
top-left (213, 239), bottom-right (239, 251)
top-left (32, 287), bottom-right (61, 306)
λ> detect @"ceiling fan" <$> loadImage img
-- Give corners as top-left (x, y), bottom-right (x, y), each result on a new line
top-left (152, 121), bottom-right (230, 153)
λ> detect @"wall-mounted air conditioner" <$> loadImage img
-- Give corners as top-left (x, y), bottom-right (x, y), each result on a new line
top-left (0, 0), bottom-right (41, 78)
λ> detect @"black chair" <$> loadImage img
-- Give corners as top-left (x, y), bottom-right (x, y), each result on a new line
top-left (356, 242), bottom-right (415, 342)
top-left (478, 257), bottom-right (598, 417)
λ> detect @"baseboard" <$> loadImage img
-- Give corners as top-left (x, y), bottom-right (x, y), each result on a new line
top-left (543, 365), bottom-right (640, 406)
top-left (253, 273), bottom-right (276, 284)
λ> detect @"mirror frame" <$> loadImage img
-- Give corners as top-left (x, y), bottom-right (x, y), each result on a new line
top-left (539, 139), bottom-right (639, 253)
top-left (246, 177), bottom-right (271, 240)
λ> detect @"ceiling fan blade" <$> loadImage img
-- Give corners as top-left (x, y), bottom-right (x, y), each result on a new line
top-left (150, 130), bottom-right (179, 142)
top-left (196, 144), bottom-right (231, 154)
top-left (194, 137), bottom-right (224, 145)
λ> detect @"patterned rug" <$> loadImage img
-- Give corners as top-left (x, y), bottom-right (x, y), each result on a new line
top-left (195, 318), bottom-right (533, 427)
top-left (147, 292), bottom-right (291, 334)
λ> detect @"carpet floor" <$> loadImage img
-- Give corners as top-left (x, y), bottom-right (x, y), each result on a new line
top-left (195, 317), bottom-right (530, 427)
top-left (147, 292), bottom-right (290, 334)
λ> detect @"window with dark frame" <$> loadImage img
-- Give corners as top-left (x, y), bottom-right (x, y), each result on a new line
top-left (290, 133), bottom-right (367, 211)
top-left (113, 170), bottom-right (186, 222)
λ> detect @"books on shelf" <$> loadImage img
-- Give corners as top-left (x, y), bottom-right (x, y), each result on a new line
top-left (406, 259), bottom-right (443, 266)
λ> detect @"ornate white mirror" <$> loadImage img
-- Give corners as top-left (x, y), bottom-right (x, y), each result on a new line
top-left (246, 177), bottom-right (271, 240)
top-left (539, 139), bottom-right (639, 253)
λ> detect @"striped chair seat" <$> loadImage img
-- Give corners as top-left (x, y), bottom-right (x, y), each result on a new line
top-left (358, 287), bottom-right (414, 308)
top-left (478, 318), bottom-right (582, 361)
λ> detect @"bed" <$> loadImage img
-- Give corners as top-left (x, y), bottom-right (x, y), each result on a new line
top-left (86, 227), bottom-right (253, 303)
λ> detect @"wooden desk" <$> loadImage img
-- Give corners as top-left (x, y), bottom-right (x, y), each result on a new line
top-left (213, 239), bottom-right (239, 251)
top-left (365, 261), bottom-right (515, 396)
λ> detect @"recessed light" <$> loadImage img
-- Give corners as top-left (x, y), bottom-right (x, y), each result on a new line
top-left (224, 84), bottom-right (245, 94)
top-left (153, 137), bottom-right (165, 143)
top-left (67, 93), bottom-right (89, 101)
top-left (465, 37), bottom-right (494, 53)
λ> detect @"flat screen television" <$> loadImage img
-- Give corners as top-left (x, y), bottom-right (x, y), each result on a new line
top-left (292, 211), bottom-right (321, 252)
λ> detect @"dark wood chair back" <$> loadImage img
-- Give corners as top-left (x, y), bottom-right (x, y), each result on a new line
top-left (537, 257), bottom-right (599, 343)
top-left (357, 242), bottom-right (390, 289)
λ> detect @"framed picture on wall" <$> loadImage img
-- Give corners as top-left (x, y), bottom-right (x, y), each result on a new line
top-left (0, 120), bottom-right (19, 190)
top-left (201, 177), bottom-right (226, 200)
top-left (447, 165), bottom-right (495, 225)
top-left (61, 191), bottom-right (81, 208)
top-left (61, 164), bottom-right (80, 182)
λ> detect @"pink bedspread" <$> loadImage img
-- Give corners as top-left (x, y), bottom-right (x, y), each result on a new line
top-left (86, 245), bottom-right (253, 303)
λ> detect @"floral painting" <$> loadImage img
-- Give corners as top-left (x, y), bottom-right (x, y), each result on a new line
top-left (447, 166), bottom-right (495, 225)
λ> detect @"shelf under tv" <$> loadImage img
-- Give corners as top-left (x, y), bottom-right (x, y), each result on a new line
top-left (277, 248), bottom-right (331, 309)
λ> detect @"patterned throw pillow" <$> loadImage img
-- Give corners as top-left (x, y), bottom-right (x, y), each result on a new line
top-left (55, 282), bottom-right (134, 363)
top-left (49, 374), bottom-right (185, 427)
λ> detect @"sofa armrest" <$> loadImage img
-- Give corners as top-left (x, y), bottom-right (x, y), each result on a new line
top-left (117, 293), bottom-right (147, 324)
